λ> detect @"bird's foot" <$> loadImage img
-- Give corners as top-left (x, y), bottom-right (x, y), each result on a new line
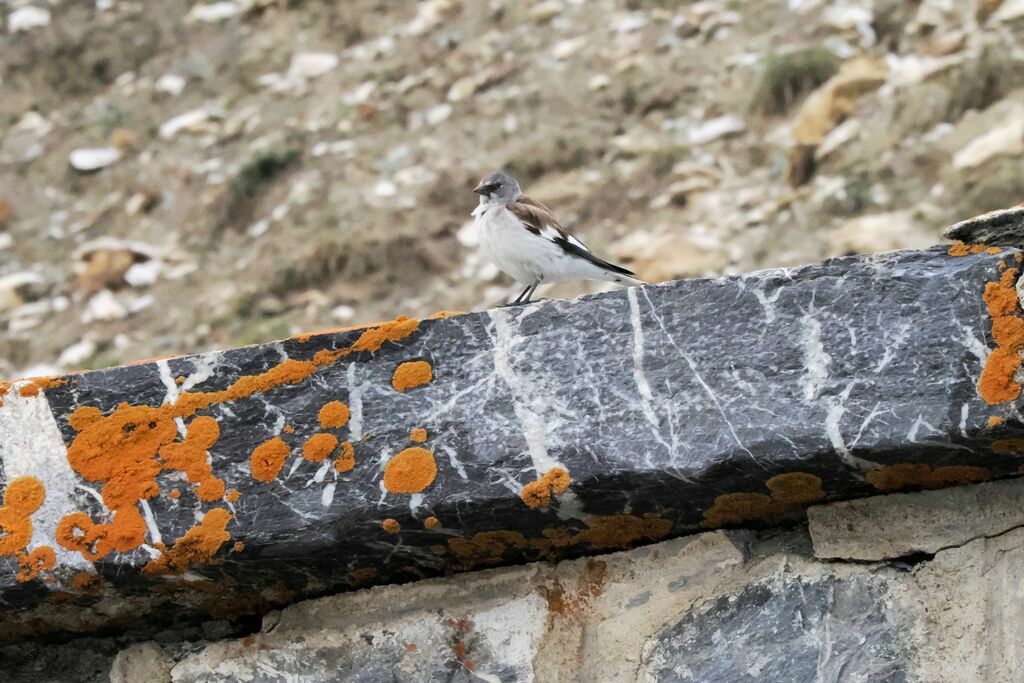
top-left (497, 298), bottom-right (547, 308)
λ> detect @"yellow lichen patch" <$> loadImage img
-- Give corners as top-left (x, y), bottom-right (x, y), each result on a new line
top-left (979, 267), bottom-right (1024, 404)
top-left (0, 476), bottom-right (45, 557)
top-left (15, 546), bottom-right (55, 582)
top-left (382, 518), bottom-right (401, 534)
top-left (318, 401), bottom-right (350, 429)
top-left (250, 437), bottom-right (290, 483)
top-left (392, 361), bottom-right (433, 393)
top-left (701, 472), bottom-right (826, 528)
top-left (993, 439), bottom-right (1024, 454)
top-left (424, 516), bottom-right (441, 529)
top-left (334, 442), bottom-right (356, 473)
top-left (519, 467), bottom-right (572, 509)
top-left (143, 508), bottom-right (232, 575)
top-left (302, 433), bottom-right (339, 462)
top-left (866, 464), bottom-right (990, 492)
top-left (409, 427), bottom-right (428, 443)
top-left (383, 447), bottom-right (437, 493)
top-left (947, 242), bottom-right (970, 256)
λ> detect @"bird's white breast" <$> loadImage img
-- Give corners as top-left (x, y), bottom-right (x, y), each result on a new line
top-left (474, 205), bottom-right (548, 284)
top-left (474, 204), bottom-right (615, 285)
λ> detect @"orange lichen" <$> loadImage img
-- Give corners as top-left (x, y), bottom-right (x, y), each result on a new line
top-left (159, 416), bottom-right (226, 502)
top-left (168, 489), bottom-right (181, 500)
top-left (979, 267), bottom-right (1024, 404)
top-left (351, 316), bottom-right (420, 353)
top-left (409, 427), bottom-right (428, 443)
top-left (948, 242), bottom-right (970, 256)
top-left (143, 508), bottom-right (232, 575)
top-left (318, 401), bottom-right (350, 429)
top-left (71, 572), bottom-right (102, 593)
top-left (250, 437), bottom-right (291, 483)
top-left (350, 567), bottom-right (377, 583)
top-left (446, 514), bottom-right (672, 570)
top-left (701, 472), bottom-right (825, 528)
top-left (233, 541), bottom-right (245, 552)
top-left (283, 424), bottom-right (295, 434)
top-left (0, 511), bottom-right (32, 557)
top-left (382, 518), bottom-right (401, 534)
top-left (4, 476), bottom-right (45, 516)
top-left (334, 442), bottom-right (356, 473)
top-left (392, 360), bottom-right (433, 393)
top-left (383, 447), bottom-right (438, 493)
top-left (226, 489), bottom-right (240, 502)
top-left (866, 464), bottom-right (990, 492)
top-left (0, 476), bottom-right (46, 557)
top-left (988, 416), bottom-right (1005, 427)
top-left (971, 244), bottom-right (987, 254)
top-left (430, 310), bottom-right (463, 319)
top-left (47, 317), bottom-right (420, 565)
top-left (18, 383), bottom-right (38, 397)
top-left (988, 246), bottom-right (1002, 254)
top-left (15, 546), bottom-right (55, 582)
top-left (519, 467), bottom-right (572, 509)
top-left (424, 516), bottom-right (441, 529)
top-left (992, 439), bottom-right (1024, 454)
top-left (302, 433), bottom-right (339, 462)
top-left (56, 511), bottom-right (100, 555)
top-left (574, 515), bottom-right (673, 549)
top-left (545, 559), bottom-right (607, 622)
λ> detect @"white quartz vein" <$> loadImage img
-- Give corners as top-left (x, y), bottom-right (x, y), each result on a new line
top-left (800, 314), bottom-right (831, 401)
top-left (139, 498), bottom-right (162, 546)
top-left (487, 309), bottom-right (563, 475)
top-left (874, 322), bottom-right (912, 373)
top-left (824, 381), bottom-right (881, 471)
top-left (0, 382), bottom-right (94, 572)
top-left (346, 363), bottom-right (364, 440)
top-left (642, 289), bottom-right (752, 465)
top-left (628, 287), bottom-right (661, 430)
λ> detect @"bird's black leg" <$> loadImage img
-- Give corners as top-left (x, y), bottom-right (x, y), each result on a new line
top-left (501, 284), bottom-right (532, 307)
top-left (521, 280), bottom-right (541, 304)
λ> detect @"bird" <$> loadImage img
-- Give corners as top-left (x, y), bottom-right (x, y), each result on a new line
top-left (471, 171), bottom-right (644, 305)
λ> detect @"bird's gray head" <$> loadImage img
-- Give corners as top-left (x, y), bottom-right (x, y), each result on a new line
top-left (473, 171), bottom-right (521, 206)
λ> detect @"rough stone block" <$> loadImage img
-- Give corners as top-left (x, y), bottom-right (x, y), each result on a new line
top-left (808, 477), bottom-right (1024, 561)
top-left (1, 246), bottom-right (1023, 642)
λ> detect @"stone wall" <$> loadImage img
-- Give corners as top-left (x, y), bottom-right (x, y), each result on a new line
top-left (6, 477), bottom-right (1022, 681)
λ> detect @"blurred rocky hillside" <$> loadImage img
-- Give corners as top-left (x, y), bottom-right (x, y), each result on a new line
top-left (1, 0), bottom-right (1023, 376)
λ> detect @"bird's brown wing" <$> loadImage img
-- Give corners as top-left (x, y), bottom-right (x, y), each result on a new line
top-left (507, 197), bottom-right (638, 278)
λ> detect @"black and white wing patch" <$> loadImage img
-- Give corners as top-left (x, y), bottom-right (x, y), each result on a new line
top-left (508, 197), bottom-right (638, 278)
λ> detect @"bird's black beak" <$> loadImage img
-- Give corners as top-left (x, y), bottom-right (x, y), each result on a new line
top-left (473, 183), bottom-right (488, 195)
